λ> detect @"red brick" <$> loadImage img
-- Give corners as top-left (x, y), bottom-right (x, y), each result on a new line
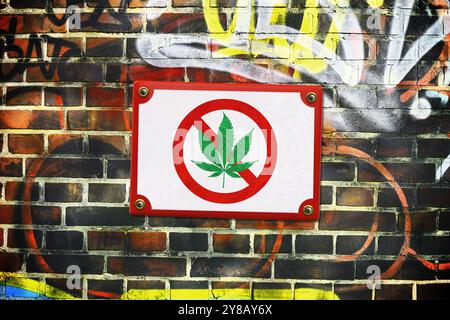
top-left (0, 64), bottom-right (24, 82)
top-left (48, 134), bottom-right (83, 154)
top-left (5, 181), bottom-right (40, 201)
top-left (213, 234), bottom-right (250, 254)
top-left (47, 38), bottom-right (82, 58)
top-left (0, 158), bottom-right (23, 177)
top-left (27, 63), bottom-right (102, 82)
top-left (127, 65), bottom-right (185, 82)
top-left (0, 252), bottom-right (23, 272)
top-left (126, 232), bottom-right (166, 252)
top-left (6, 87), bottom-right (42, 106)
top-left (8, 134), bottom-right (44, 154)
top-left (67, 111), bottom-right (132, 131)
top-left (86, 38), bottom-right (124, 57)
top-left (107, 256), bottom-right (186, 276)
top-left (26, 158), bottom-right (103, 178)
top-left (86, 87), bottom-right (125, 107)
top-left (0, 15), bottom-right (67, 33)
top-left (336, 187), bottom-right (374, 206)
top-left (6, 38), bottom-right (43, 58)
top-left (0, 229), bottom-right (3, 246)
top-left (0, 110), bottom-right (62, 129)
top-left (88, 231), bottom-right (125, 251)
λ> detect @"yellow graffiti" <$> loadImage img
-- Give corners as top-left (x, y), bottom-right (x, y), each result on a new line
top-left (202, 0), bottom-right (348, 75)
top-left (367, 0), bottom-right (384, 8)
top-left (1, 273), bottom-right (339, 300)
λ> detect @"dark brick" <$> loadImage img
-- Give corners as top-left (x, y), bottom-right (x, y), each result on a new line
top-left (417, 188), bottom-right (450, 207)
top-left (0, 110), bottom-right (61, 129)
top-left (27, 254), bottom-right (104, 274)
top-left (418, 236), bottom-right (450, 255)
top-left (88, 136), bottom-right (127, 155)
top-left (377, 137), bottom-right (413, 157)
top-left (236, 220), bottom-right (314, 230)
top-left (45, 183), bottom-right (83, 202)
top-left (377, 187), bottom-right (415, 208)
top-left (336, 187), bottom-right (374, 206)
top-left (45, 87), bottom-right (82, 106)
top-left (88, 231), bottom-right (125, 251)
top-left (10, 0), bottom-right (46, 8)
top-left (126, 232), bottom-right (166, 252)
top-left (336, 236), bottom-right (375, 255)
top-left (0, 205), bottom-right (61, 225)
top-left (295, 235), bottom-right (333, 254)
top-left (48, 134), bottom-right (83, 154)
top-left (27, 63), bottom-right (102, 82)
top-left (67, 110), bottom-right (131, 131)
top-left (88, 279), bottom-right (124, 299)
top-left (75, 13), bottom-right (143, 32)
top-left (5, 181), bottom-right (40, 201)
top-left (0, 229), bottom-right (3, 246)
top-left (46, 231), bottom-right (83, 250)
top-left (150, 217), bottom-right (231, 229)
top-left (375, 284), bottom-right (412, 300)
top-left (88, 183), bottom-right (126, 203)
top-left (146, 13), bottom-right (219, 33)
top-left (320, 186), bottom-right (332, 205)
top-left (320, 211), bottom-right (396, 232)
top-left (321, 162), bottom-right (355, 181)
top-left (0, 253), bottom-right (23, 272)
top-left (418, 139), bottom-right (450, 158)
top-left (0, 158), bottom-right (22, 177)
top-left (334, 284), bottom-right (372, 300)
top-left (378, 236), bottom-right (418, 256)
top-left (356, 259), bottom-right (435, 280)
top-left (108, 257), bottom-right (186, 277)
top-left (127, 280), bottom-right (165, 290)
top-left (191, 258), bottom-right (271, 278)
top-left (275, 260), bottom-right (354, 280)
top-left (107, 160), bottom-right (130, 179)
top-left (66, 207), bottom-right (144, 226)
top-left (213, 234), bottom-right (250, 254)
top-left (254, 235), bottom-right (292, 254)
top-left (439, 211), bottom-right (450, 230)
top-left (358, 162), bottom-right (435, 183)
top-left (86, 38), bottom-right (124, 57)
top-left (417, 284), bottom-right (450, 300)
top-left (398, 211), bottom-right (437, 233)
top-left (126, 38), bottom-right (140, 58)
top-left (45, 278), bottom-right (83, 298)
top-left (8, 229), bottom-right (43, 249)
top-left (27, 158), bottom-right (103, 178)
top-left (86, 87), bottom-right (125, 108)
top-left (171, 280), bottom-right (208, 290)
top-left (6, 87), bottom-right (42, 106)
top-left (325, 138), bottom-right (375, 156)
top-left (170, 233), bottom-right (208, 252)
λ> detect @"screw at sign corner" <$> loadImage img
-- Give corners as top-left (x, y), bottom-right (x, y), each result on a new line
top-left (135, 199), bottom-right (145, 210)
top-left (303, 205), bottom-right (314, 216)
top-left (306, 92), bottom-right (317, 103)
top-left (139, 87), bottom-right (149, 97)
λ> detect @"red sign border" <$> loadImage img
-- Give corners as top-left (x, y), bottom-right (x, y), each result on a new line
top-left (130, 81), bottom-right (323, 221)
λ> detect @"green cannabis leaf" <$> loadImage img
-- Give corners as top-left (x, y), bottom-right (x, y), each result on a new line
top-left (192, 113), bottom-right (255, 188)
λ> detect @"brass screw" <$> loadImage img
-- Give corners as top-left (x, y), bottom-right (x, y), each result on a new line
top-left (135, 199), bottom-right (145, 210)
top-left (139, 87), bottom-right (149, 97)
top-left (303, 205), bottom-right (314, 216)
top-left (306, 92), bottom-right (317, 103)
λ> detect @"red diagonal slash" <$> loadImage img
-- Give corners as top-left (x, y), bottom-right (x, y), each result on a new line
top-left (193, 118), bottom-right (258, 186)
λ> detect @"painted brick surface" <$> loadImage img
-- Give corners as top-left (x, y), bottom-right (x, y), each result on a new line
top-left (0, 0), bottom-right (449, 300)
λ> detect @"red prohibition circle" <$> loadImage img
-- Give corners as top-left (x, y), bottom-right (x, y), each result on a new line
top-left (172, 99), bottom-right (278, 204)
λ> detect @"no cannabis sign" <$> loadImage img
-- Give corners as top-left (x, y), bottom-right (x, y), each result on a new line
top-left (130, 82), bottom-right (322, 221)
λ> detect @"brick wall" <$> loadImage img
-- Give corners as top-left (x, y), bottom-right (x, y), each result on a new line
top-left (1, 0), bottom-right (450, 300)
